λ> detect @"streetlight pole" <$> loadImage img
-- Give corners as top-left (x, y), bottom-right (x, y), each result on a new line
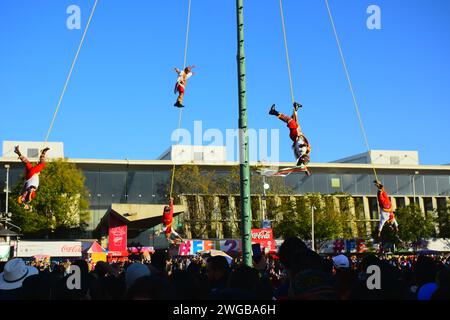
top-left (262, 175), bottom-right (267, 224)
top-left (412, 171), bottom-right (419, 205)
top-left (311, 205), bottom-right (316, 251)
top-left (5, 165), bottom-right (10, 220)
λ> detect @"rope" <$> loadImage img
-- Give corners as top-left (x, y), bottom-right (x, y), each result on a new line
top-left (169, 0), bottom-right (192, 199)
top-left (44, 0), bottom-right (99, 145)
top-left (279, 0), bottom-right (295, 104)
top-left (324, 0), bottom-right (379, 182)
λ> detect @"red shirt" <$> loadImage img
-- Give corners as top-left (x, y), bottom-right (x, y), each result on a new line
top-left (377, 189), bottom-right (392, 211)
top-left (162, 199), bottom-right (174, 227)
top-left (25, 162), bottom-right (45, 180)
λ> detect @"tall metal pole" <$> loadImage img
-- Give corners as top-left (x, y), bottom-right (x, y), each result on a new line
top-left (236, 0), bottom-right (252, 267)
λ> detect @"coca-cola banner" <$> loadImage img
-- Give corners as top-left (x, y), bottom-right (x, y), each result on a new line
top-left (108, 214), bottom-right (127, 256)
top-left (251, 229), bottom-right (275, 253)
top-left (16, 241), bottom-right (82, 257)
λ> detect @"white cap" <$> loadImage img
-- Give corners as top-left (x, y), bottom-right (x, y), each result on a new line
top-left (332, 254), bottom-right (350, 269)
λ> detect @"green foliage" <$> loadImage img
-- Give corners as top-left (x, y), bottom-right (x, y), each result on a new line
top-left (163, 165), bottom-right (292, 198)
top-left (10, 159), bottom-right (90, 238)
top-left (272, 193), bottom-right (349, 241)
top-left (395, 204), bottom-right (436, 242)
top-left (435, 206), bottom-right (450, 238)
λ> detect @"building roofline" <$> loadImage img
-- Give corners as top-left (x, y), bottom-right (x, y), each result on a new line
top-left (1, 157), bottom-right (449, 171)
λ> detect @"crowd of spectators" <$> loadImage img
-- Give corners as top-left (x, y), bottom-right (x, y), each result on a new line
top-left (0, 237), bottom-right (449, 300)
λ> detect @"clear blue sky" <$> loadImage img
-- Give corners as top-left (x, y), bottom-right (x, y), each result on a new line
top-left (1, 0), bottom-right (449, 164)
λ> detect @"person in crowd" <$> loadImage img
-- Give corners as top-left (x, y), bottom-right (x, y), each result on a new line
top-left (206, 256), bottom-right (230, 296)
top-left (0, 258), bottom-right (39, 300)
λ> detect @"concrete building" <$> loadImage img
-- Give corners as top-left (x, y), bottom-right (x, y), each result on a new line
top-left (2, 141), bottom-right (64, 160)
top-left (332, 150), bottom-right (419, 166)
top-left (158, 145), bottom-right (227, 163)
top-left (1, 142), bottom-right (449, 245)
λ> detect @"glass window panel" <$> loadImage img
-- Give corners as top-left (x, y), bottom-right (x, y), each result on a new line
top-left (355, 174), bottom-right (371, 195)
top-left (97, 171), bottom-right (128, 205)
top-left (288, 173), bottom-right (313, 194)
top-left (424, 176), bottom-right (438, 196)
top-left (397, 175), bottom-right (412, 195)
top-left (127, 171), bottom-right (154, 204)
top-left (379, 175), bottom-right (398, 195)
top-left (413, 175), bottom-right (425, 196)
top-left (153, 170), bottom-right (171, 203)
top-left (313, 174), bottom-right (329, 194)
top-left (437, 176), bottom-right (450, 196)
top-left (342, 174), bottom-right (356, 194)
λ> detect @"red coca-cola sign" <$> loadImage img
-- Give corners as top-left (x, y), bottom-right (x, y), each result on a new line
top-left (251, 229), bottom-right (275, 253)
top-left (61, 245), bottom-right (82, 253)
top-left (251, 229), bottom-right (272, 239)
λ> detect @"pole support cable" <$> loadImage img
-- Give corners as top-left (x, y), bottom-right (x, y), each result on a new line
top-left (279, 0), bottom-right (295, 104)
top-left (325, 0), bottom-right (379, 181)
top-left (169, 0), bottom-right (192, 199)
top-left (44, 0), bottom-right (99, 145)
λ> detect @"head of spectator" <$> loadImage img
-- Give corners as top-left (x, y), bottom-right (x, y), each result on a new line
top-left (125, 262), bottom-right (151, 289)
top-left (414, 255), bottom-right (438, 300)
top-left (100, 276), bottom-right (127, 300)
top-left (432, 267), bottom-right (450, 300)
top-left (170, 270), bottom-right (198, 300)
top-left (126, 275), bottom-right (171, 300)
top-left (0, 258), bottom-right (38, 300)
top-left (288, 249), bottom-right (337, 300)
top-left (21, 273), bottom-right (52, 300)
top-left (206, 256), bottom-right (230, 292)
top-left (278, 237), bottom-right (308, 279)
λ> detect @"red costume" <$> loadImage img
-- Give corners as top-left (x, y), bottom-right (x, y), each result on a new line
top-left (162, 198), bottom-right (174, 237)
top-left (377, 189), bottom-right (394, 220)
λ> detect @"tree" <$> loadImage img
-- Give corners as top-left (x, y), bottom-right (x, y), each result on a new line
top-left (395, 204), bottom-right (436, 243)
top-left (10, 159), bottom-right (90, 238)
top-left (272, 193), bottom-right (349, 241)
top-left (435, 205), bottom-right (450, 238)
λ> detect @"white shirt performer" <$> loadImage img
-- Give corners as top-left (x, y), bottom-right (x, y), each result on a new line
top-left (14, 146), bottom-right (49, 208)
top-left (374, 180), bottom-right (399, 238)
top-left (173, 65), bottom-right (195, 108)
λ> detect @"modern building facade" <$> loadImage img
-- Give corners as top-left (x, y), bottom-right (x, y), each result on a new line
top-left (1, 143), bottom-right (449, 243)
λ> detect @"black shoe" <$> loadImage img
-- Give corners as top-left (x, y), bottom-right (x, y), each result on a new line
top-left (269, 104), bottom-right (279, 116)
top-left (174, 101), bottom-right (184, 108)
top-left (293, 102), bottom-right (302, 111)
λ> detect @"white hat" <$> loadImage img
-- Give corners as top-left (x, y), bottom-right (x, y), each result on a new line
top-left (0, 258), bottom-right (39, 290)
top-left (332, 254), bottom-right (350, 269)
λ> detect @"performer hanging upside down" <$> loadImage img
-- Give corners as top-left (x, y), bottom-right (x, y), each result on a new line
top-left (374, 180), bottom-right (399, 238)
top-left (14, 146), bottom-right (50, 209)
top-left (173, 65), bottom-right (195, 108)
top-left (156, 197), bottom-right (184, 244)
top-left (269, 102), bottom-right (311, 167)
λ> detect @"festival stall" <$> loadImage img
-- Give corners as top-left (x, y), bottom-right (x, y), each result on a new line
top-left (82, 241), bottom-right (107, 264)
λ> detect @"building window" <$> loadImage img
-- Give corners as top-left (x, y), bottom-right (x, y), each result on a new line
top-left (27, 148), bottom-right (39, 158)
top-left (390, 156), bottom-right (400, 165)
top-left (368, 197), bottom-right (379, 220)
top-left (424, 197), bottom-right (434, 213)
top-left (194, 152), bottom-right (203, 161)
top-left (396, 197), bottom-right (406, 208)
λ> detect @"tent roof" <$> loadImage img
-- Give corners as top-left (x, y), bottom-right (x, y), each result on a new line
top-left (82, 241), bottom-right (107, 253)
top-left (0, 228), bottom-right (21, 237)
